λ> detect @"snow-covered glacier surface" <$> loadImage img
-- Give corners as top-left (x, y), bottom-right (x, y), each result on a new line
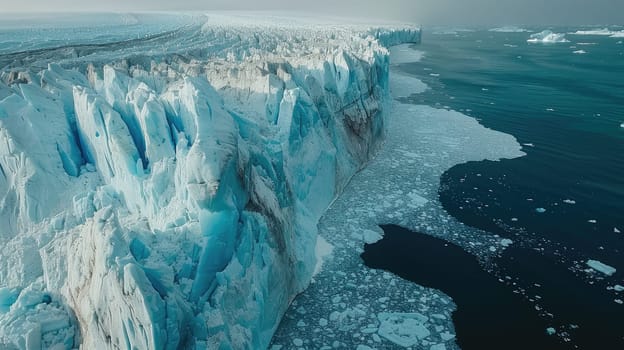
top-left (0, 13), bottom-right (420, 349)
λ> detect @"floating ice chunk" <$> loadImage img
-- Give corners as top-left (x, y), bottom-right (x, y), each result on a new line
top-left (511, 218), bottom-right (518, 222)
top-left (570, 28), bottom-right (615, 35)
top-left (407, 191), bottom-right (429, 208)
top-left (357, 345), bottom-right (374, 350)
top-left (588, 219), bottom-right (597, 224)
top-left (615, 227), bottom-right (621, 233)
top-left (614, 285), bottom-right (624, 292)
top-left (523, 143), bottom-right (535, 147)
top-left (293, 338), bottom-right (304, 346)
top-left (573, 50), bottom-right (587, 54)
top-left (500, 239), bottom-right (513, 247)
top-left (570, 28), bottom-right (624, 37)
top-left (563, 199), bottom-right (576, 204)
top-left (535, 208), bottom-right (547, 213)
top-left (440, 331), bottom-right (455, 341)
top-left (546, 327), bottom-right (557, 335)
top-left (586, 259), bottom-right (616, 276)
top-left (377, 313), bottom-right (430, 347)
top-left (615, 299), bottom-right (623, 304)
top-left (489, 26), bottom-right (529, 33)
top-left (527, 30), bottom-right (570, 43)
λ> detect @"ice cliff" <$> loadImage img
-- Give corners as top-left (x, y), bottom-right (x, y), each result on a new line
top-left (0, 13), bottom-right (420, 349)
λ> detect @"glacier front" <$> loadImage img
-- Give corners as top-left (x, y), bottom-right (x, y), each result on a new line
top-left (0, 13), bottom-right (420, 349)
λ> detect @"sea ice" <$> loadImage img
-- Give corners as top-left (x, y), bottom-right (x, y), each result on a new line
top-left (500, 239), bottom-right (513, 247)
top-left (570, 28), bottom-right (624, 37)
top-left (489, 26), bottom-right (529, 33)
top-left (586, 260), bottom-right (617, 276)
top-left (527, 30), bottom-right (570, 43)
top-left (377, 313), bottom-right (431, 347)
top-left (391, 44), bottom-right (426, 64)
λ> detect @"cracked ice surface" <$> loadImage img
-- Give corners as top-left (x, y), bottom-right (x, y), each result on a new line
top-left (271, 45), bottom-right (525, 349)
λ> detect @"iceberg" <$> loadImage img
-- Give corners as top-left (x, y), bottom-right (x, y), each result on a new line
top-left (527, 30), bottom-right (570, 43)
top-left (0, 13), bottom-right (421, 350)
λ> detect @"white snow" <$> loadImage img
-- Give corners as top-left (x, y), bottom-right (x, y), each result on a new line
top-left (586, 260), bottom-right (617, 276)
top-left (527, 30), bottom-right (570, 43)
top-left (0, 13), bottom-right (421, 350)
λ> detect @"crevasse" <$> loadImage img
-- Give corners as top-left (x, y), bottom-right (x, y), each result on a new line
top-left (0, 14), bottom-right (420, 349)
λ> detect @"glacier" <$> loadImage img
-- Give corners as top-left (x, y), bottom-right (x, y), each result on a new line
top-left (271, 45), bottom-right (524, 349)
top-left (0, 13), bottom-right (420, 349)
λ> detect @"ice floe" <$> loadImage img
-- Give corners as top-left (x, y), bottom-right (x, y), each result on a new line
top-left (586, 260), bottom-right (616, 276)
top-left (527, 30), bottom-right (570, 43)
top-left (489, 26), bottom-right (530, 33)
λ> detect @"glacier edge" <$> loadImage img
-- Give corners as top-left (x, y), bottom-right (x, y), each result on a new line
top-left (0, 14), bottom-right (420, 350)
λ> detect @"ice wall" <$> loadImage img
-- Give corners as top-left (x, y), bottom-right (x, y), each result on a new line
top-left (0, 14), bottom-right (420, 349)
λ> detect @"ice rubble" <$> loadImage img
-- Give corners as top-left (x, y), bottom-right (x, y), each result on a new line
top-left (271, 46), bottom-right (524, 349)
top-left (0, 13), bottom-right (421, 350)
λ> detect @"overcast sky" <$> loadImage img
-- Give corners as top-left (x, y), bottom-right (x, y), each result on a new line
top-left (3, 0), bottom-right (624, 25)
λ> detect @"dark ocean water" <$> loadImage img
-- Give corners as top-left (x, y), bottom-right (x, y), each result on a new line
top-left (365, 27), bottom-right (624, 349)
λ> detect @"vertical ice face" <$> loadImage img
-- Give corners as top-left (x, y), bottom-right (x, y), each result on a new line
top-left (0, 14), bottom-right (420, 350)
